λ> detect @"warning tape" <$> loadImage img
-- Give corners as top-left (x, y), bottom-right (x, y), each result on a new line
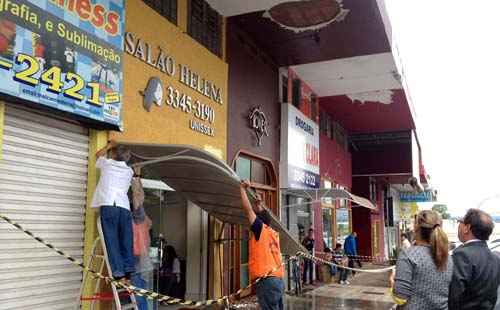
top-left (0, 213), bottom-right (226, 307)
top-left (0, 213), bottom-right (395, 307)
top-left (298, 251), bottom-right (395, 273)
top-left (314, 251), bottom-right (397, 262)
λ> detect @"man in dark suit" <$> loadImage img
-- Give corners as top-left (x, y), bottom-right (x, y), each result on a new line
top-left (449, 208), bottom-right (500, 310)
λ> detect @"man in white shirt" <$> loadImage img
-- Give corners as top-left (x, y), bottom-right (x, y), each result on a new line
top-left (91, 140), bottom-right (135, 282)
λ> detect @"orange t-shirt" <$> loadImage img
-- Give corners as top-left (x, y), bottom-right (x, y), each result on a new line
top-left (249, 223), bottom-right (284, 281)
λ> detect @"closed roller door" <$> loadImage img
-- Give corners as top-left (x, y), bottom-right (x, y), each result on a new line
top-left (0, 105), bottom-right (89, 310)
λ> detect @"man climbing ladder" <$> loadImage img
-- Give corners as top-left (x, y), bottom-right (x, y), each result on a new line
top-left (91, 140), bottom-right (135, 283)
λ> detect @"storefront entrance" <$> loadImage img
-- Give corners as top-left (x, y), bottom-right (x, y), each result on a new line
top-left (228, 152), bottom-right (278, 295)
top-left (136, 177), bottom-right (208, 309)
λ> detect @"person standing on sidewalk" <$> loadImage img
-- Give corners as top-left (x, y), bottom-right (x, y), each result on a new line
top-left (240, 181), bottom-right (285, 310)
top-left (302, 228), bottom-right (315, 285)
top-left (333, 243), bottom-right (350, 285)
top-left (448, 209), bottom-right (500, 310)
top-left (344, 232), bottom-right (362, 276)
top-left (391, 210), bottom-right (453, 310)
top-left (91, 140), bottom-right (135, 282)
top-left (401, 233), bottom-right (412, 250)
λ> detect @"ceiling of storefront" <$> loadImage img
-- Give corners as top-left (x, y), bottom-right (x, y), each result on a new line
top-left (290, 52), bottom-right (400, 97)
top-left (227, 0), bottom-right (390, 66)
top-left (320, 89), bottom-right (415, 134)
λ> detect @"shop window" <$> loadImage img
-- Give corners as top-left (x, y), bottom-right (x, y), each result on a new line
top-left (235, 156), bottom-right (271, 186)
top-left (311, 94), bottom-right (318, 123)
top-left (337, 185), bottom-right (348, 209)
top-left (143, 0), bottom-right (177, 25)
top-left (319, 110), bottom-right (327, 135)
top-left (332, 120), bottom-right (348, 151)
top-left (322, 208), bottom-right (334, 250)
top-left (188, 0), bottom-right (222, 57)
top-left (235, 157), bottom-right (251, 181)
top-left (369, 178), bottom-right (377, 202)
top-left (292, 79), bottom-right (301, 109)
top-left (326, 114), bottom-right (333, 139)
top-left (240, 229), bottom-right (250, 287)
top-left (336, 208), bottom-right (350, 245)
top-left (281, 75), bottom-right (289, 103)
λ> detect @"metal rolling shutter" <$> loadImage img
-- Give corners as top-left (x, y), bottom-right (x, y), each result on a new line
top-left (0, 105), bottom-right (89, 310)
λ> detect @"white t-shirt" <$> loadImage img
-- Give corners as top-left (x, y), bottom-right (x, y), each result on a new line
top-left (91, 157), bottom-right (133, 210)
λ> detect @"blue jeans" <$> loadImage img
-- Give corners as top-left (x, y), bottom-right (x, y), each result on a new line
top-left (303, 259), bottom-right (314, 284)
top-left (100, 206), bottom-right (135, 278)
top-left (256, 277), bottom-right (284, 310)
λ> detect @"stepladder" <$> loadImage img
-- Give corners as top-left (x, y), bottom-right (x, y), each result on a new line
top-left (77, 216), bottom-right (139, 310)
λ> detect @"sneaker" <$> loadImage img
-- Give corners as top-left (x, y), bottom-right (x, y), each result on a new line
top-left (339, 280), bottom-right (345, 285)
top-left (344, 280), bottom-right (351, 285)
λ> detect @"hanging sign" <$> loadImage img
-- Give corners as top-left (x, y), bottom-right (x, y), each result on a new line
top-left (400, 191), bottom-right (433, 202)
top-left (280, 103), bottom-right (320, 189)
top-left (0, 0), bottom-right (124, 129)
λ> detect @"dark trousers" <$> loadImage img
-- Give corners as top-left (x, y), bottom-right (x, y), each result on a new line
top-left (302, 259), bottom-right (314, 284)
top-left (338, 267), bottom-right (349, 282)
top-left (256, 277), bottom-right (284, 310)
top-left (100, 206), bottom-right (135, 278)
top-left (347, 256), bottom-right (362, 276)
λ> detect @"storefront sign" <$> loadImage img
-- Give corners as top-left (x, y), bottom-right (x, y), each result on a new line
top-left (400, 191), bottom-right (433, 202)
top-left (280, 103), bottom-right (320, 189)
top-left (0, 0), bottom-right (124, 129)
top-left (128, 32), bottom-right (219, 137)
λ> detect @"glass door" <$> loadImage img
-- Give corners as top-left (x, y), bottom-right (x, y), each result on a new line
top-left (138, 185), bottom-right (166, 310)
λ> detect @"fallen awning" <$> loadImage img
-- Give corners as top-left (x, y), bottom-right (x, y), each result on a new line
top-left (282, 188), bottom-right (376, 210)
top-left (122, 143), bottom-right (307, 256)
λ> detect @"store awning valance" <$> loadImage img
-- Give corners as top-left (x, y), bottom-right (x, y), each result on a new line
top-left (281, 188), bottom-right (376, 210)
top-left (123, 143), bottom-right (306, 255)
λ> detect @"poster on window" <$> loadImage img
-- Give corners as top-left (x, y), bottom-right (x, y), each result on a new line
top-left (280, 103), bottom-right (320, 189)
top-left (0, 0), bottom-right (124, 129)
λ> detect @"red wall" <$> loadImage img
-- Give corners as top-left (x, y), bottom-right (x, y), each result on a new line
top-left (320, 133), bottom-right (352, 188)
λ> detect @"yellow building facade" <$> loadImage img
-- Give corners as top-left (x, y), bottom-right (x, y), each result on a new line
top-left (83, 0), bottom-right (228, 308)
top-left (0, 0), bottom-right (227, 308)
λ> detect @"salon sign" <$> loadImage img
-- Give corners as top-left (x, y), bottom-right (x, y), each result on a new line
top-left (126, 32), bottom-right (222, 137)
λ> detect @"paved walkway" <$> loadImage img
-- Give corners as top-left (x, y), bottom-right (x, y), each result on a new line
top-left (164, 264), bottom-right (397, 309)
top-left (286, 264), bottom-right (395, 309)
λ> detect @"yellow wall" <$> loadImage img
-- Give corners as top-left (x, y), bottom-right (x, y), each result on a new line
top-left (111, 0), bottom-right (228, 160)
top-left (82, 130), bottom-right (108, 310)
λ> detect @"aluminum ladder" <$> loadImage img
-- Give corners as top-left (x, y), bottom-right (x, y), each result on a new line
top-left (76, 216), bottom-right (139, 310)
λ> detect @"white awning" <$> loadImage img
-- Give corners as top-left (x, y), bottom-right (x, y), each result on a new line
top-left (123, 143), bottom-right (307, 255)
top-left (282, 188), bottom-right (376, 210)
top-left (140, 178), bottom-right (174, 191)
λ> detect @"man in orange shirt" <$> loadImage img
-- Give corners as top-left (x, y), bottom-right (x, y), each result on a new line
top-left (240, 181), bottom-right (285, 310)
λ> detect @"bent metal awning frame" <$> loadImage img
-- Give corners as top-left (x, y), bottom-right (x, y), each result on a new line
top-left (281, 188), bottom-right (376, 210)
top-left (122, 143), bottom-right (373, 255)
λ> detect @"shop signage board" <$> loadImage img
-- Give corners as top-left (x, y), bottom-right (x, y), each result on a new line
top-left (0, 0), bottom-right (124, 129)
top-left (280, 103), bottom-right (320, 189)
top-left (400, 190), bottom-right (433, 202)
top-left (126, 32), bottom-right (221, 138)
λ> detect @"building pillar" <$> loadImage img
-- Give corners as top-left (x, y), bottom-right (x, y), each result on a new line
top-left (82, 130), bottom-right (108, 310)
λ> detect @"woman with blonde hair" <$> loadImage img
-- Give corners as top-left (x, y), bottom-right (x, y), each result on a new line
top-left (391, 210), bottom-right (453, 310)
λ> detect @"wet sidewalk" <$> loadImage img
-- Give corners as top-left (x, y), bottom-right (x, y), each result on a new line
top-left (284, 263), bottom-right (396, 310)
top-left (201, 264), bottom-right (397, 309)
